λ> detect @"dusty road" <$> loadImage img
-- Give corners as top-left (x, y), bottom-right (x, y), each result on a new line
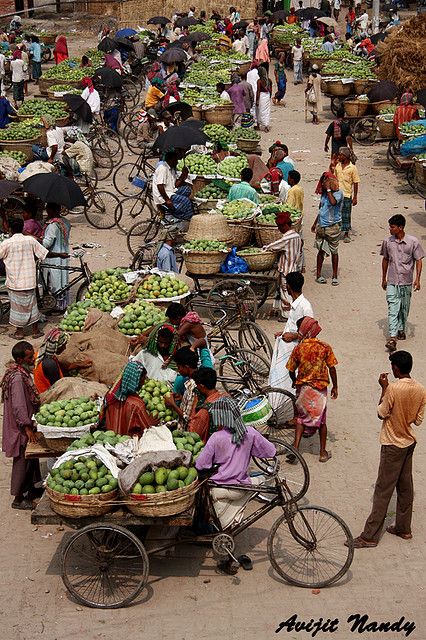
top-left (1, 15), bottom-right (426, 640)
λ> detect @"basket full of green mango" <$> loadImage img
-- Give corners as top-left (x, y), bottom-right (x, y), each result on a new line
top-left (34, 397), bottom-right (101, 452)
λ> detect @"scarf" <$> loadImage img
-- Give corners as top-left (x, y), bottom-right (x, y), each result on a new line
top-left (35, 328), bottom-right (69, 365)
top-left (82, 77), bottom-right (94, 93)
top-left (146, 322), bottom-right (179, 361)
top-left (0, 363), bottom-right (40, 407)
top-left (298, 316), bottom-right (322, 339)
top-left (44, 217), bottom-right (69, 245)
top-left (333, 117), bottom-right (343, 139)
top-left (12, 49), bottom-right (21, 59)
top-left (106, 361), bottom-right (147, 404)
top-left (206, 396), bottom-right (247, 446)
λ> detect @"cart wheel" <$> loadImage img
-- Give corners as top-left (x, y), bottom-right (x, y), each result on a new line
top-left (238, 320), bottom-right (273, 360)
top-left (407, 166), bottom-right (426, 198)
top-left (206, 279), bottom-right (258, 324)
top-left (352, 117), bottom-right (378, 146)
top-left (39, 294), bottom-right (57, 313)
top-left (267, 506), bottom-right (354, 588)
top-left (252, 438), bottom-right (309, 503)
top-left (62, 523), bottom-right (149, 609)
top-left (253, 387), bottom-right (296, 443)
top-left (387, 140), bottom-right (403, 171)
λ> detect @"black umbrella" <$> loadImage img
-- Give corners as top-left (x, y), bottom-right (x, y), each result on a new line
top-left (92, 66), bottom-right (123, 89)
top-left (233, 20), bottom-right (249, 30)
top-left (176, 16), bottom-right (199, 27)
top-left (367, 80), bottom-right (399, 102)
top-left (22, 174), bottom-right (87, 209)
top-left (114, 36), bottom-right (135, 50)
top-left (0, 179), bottom-right (21, 199)
top-left (147, 16), bottom-right (171, 25)
top-left (182, 31), bottom-right (211, 42)
top-left (62, 94), bottom-right (93, 124)
top-left (370, 31), bottom-right (387, 45)
top-left (159, 48), bottom-right (188, 64)
top-left (159, 101), bottom-right (193, 120)
top-left (97, 37), bottom-right (116, 53)
top-left (166, 40), bottom-right (184, 49)
top-left (154, 124), bottom-right (208, 152)
top-left (296, 8), bottom-right (326, 19)
top-left (178, 118), bottom-right (204, 130)
top-left (272, 10), bottom-right (289, 21)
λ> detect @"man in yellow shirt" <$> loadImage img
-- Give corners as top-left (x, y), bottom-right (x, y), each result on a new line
top-left (352, 350), bottom-right (426, 548)
top-left (144, 77), bottom-right (165, 110)
top-left (286, 170), bottom-right (304, 213)
top-left (333, 147), bottom-right (359, 243)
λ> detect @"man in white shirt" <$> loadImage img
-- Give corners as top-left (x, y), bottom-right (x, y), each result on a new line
top-left (232, 36), bottom-right (246, 55)
top-left (152, 150), bottom-right (194, 222)
top-left (188, 6), bottom-right (195, 17)
top-left (291, 39), bottom-right (304, 85)
top-left (356, 11), bottom-right (369, 35)
top-left (32, 116), bottom-right (66, 165)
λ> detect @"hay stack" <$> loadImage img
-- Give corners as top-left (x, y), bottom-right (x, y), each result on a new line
top-left (376, 15), bottom-right (426, 92)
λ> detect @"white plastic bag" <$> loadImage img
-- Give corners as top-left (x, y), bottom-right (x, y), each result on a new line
top-left (138, 426), bottom-right (177, 454)
top-left (131, 350), bottom-right (177, 384)
top-left (268, 337), bottom-right (295, 396)
top-left (51, 444), bottom-right (120, 478)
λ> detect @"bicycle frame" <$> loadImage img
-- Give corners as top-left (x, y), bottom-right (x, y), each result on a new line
top-left (38, 255), bottom-right (91, 300)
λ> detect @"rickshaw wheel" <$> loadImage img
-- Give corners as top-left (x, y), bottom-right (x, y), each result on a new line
top-left (352, 117), bottom-right (378, 145)
top-left (62, 523), bottom-right (149, 609)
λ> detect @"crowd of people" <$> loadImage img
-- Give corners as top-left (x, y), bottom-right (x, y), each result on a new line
top-left (0, 6), bottom-right (425, 565)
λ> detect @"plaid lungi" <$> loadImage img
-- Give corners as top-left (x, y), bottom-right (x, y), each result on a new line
top-left (171, 185), bottom-right (193, 220)
top-left (341, 197), bottom-right (353, 232)
top-left (8, 288), bottom-right (41, 328)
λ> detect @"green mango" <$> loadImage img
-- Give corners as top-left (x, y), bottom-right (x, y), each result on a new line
top-left (154, 468), bottom-right (168, 486)
top-left (167, 477), bottom-right (179, 491)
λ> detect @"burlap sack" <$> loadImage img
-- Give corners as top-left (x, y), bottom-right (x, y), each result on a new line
top-left (84, 309), bottom-right (119, 332)
top-left (40, 377), bottom-right (108, 404)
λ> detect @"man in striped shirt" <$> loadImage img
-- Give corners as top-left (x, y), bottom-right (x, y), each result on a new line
top-left (264, 212), bottom-right (302, 319)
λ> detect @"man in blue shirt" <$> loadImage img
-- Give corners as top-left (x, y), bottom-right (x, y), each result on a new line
top-left (311, 172), bottom-right (343, 286)
top-left (156, 234), bottom-right (178, 273)
top-left (29, 36), bottom-right (42, 83)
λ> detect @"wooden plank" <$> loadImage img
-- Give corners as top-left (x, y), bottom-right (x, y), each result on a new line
top-left (25, 440), bottom-right (59, 459)
top-left (31, 493), bottom-right (194, 528)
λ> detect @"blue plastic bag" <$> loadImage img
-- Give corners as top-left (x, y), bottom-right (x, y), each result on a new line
top-left (220, 247), bottom-right (249, 274)
top-left (400, 134), bottom-right (426, 157)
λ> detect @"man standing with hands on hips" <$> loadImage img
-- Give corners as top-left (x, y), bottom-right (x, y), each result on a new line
top-left (381, 214), bottom-right (424, 353)
top-left (351, 351), bottom-right (426, 548)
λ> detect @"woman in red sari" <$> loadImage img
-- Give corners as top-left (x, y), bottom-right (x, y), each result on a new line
top-left (54, 35), bottom-right (69, 65)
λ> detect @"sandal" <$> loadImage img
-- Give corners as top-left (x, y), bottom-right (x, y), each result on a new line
top-left (385, 338), bottom-right (397, 352)
top-left (315, 276), bottom-right (327, 284)
top-left (397, 331), bottom-right (406, 340)
top-left (31, 331), bottom-right (44, 339)
top-left (11, 499), bottom-right (33, 510)
top-left (350, 536), bottom-right (377, 549)
top-left (386, 525), bottom-right (412, 540)
top-left (217, 560), bottom-right (239, 575)
top-left (237, 555), bottom-right (253, 571)
top-left (331, 278), bottom-right (339, 286)
top-left (319, 451), bottom-right (332, 463)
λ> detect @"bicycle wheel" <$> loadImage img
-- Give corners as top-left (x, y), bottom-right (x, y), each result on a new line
top-left (92, 147), bottom-right (114, 181)
top-left (130, 242), bottom-right (158, 269)
top-left (207, 279), bottom-right (258, 324)
top-left (238, 320), bottom-right (273, 360)
top-left (252, 387), bottom-right (296, 442)
top-left (252, 437), bottom-right (309, 502)
top-left (62, 523), bottom-right (149, 608)
top-left (352, 117), bottom-right (378, 146)
top-left (218, 348), bottom-right (269, 393)
top-left (116, 194), bottom-right (154, 233)
top-left (76, 280), bottom-right (90, 301)
top-left (268, 506), bottom-right (354, 588)
top-left (84, 190), bottom-right (121, 229)
top-left (407, 165), bottom-right (426, 198)
top-left (98, 130), bottom-right (124, 166)
top-left (113, 161), bottom-right (145, 197)
top-left (126, 218), bottom-right (160, 255)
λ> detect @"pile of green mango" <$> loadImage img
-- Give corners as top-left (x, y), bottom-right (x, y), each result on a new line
top-left (196, 183), bottom-right (228, 200)
top-left (49, 84), bottom-right (81, 94)
top-left (234, 127), bottom-right (260, 141)
top-left (222, 199), bottom-right (256, 220)
top-left (118, 300), bottom-right (165, 336)
top-left (217, 154), bottom-right (249, 179)
top-left (138, 379), bottom-right (177, 421)
top-left (0, 121), bottom-right (41, 141)
top-left (67, 429), bottom-right (130, 451)
top-left (130, 465), bottom-right (198, 494)
top-left (43, 60), bottom-right (94, 81)
top-left (0, 150), bottom-right (27, 165)
top-left (203, 124), bottom-right (233, 143)
top-left (35, 397), bottom-right (99, 428)
top-left (183, 239), bottom-right (228, 252)
top-left (84, 268), bottom-right (131, 307)
top-left (46, 455), bottom-right (118, 495)
top-left (172, 429), bottom-right (204, 463)
top-left (18, 98), bottom-right (68, 119)
top-left (177, 153), bottom-right (217, 176)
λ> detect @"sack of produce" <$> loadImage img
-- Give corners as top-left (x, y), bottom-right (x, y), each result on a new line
top-left (45, 446), bottom-right (119, 517)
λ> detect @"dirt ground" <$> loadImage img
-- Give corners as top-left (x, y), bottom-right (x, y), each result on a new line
top-left (0, 13), bottom-right (426, 640)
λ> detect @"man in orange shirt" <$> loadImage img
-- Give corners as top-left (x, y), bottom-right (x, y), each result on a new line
top-left (352, 351), bottom-right (426, 548)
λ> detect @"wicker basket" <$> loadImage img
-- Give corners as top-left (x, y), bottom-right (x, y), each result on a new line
top-left (125, 480), bottom-right (199, 517)
top-left (186, 212), bottom-right (231, 242)
top-left (204, 104), bottom-right (234, 126)
top-left (370, 99), bottom-right (393, 115)
top-left (414, 159), bottom-right (426, 185)
top-left (353, 78), bottom-right (377, 95)
top-left (40, 33), bottom-right (57, 45)
top-left (343, 100), bottom-right (369, 117)
top-left (43, 436), bottom-right (76, 453)
top-left (327, 80), bottom-right (354, 97)
top-left (17, 113), bottom-right (70, 127)
top-left (237, 61), bottom-right (251, 76)
top-left (236, 137), bottom-right (259, 153)
top-left (309, 56), bottom-right (327, 70)
top-left (39, 77), bottom-right (82, 96)
top-left (321, 78), bottom-right (330, 93)
top-left (184, 250), bottom-right (225, 275)
top-left (377, 119), bottom-right (395, 139)
top-left (0, 135), bottom-right (42, 162)
top-left (239, 250), bottom-right (275, 271)
top-left (255, 222), bottom-right (282, 246)
top-left (227, 216), bottom-right (255, 248)
top-left (191, 105), bottom-right (204, 121)
top-left (46, 486), bottom-right (118, 518)
top-left (191, 176), bottom-right (211, 196)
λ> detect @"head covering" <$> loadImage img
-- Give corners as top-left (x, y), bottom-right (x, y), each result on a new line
top-left (339, 146), bottom-right (351, 158)
top-left (82, 76), bottom-right (94, 93)
top-left (400, 92), bottom-right (413, 105)
top-left (35, 328), bottom-right (69, 365)
top-left (315, 171), bottom-right (337, 195)
top-left (12, 49), bottom-right (21, 59)
top-left (276, 211), bottom-right (291, 227)
top-left (146, 322), bottom-right (178, 360)
top-left (298, 316), bottom-right (322, 340)
top-left (312, 64), bottom-right (319, 71)
top-left (104, 53), bottom-right (122, 70)
top-left (106, 361), bottom-right (147, 403)
top-left (151, 77), bottom-right (165, 88)
top-left (206, 396), bottom-right (247, 446)
top-left (250, 60), bottom-right (260, 69)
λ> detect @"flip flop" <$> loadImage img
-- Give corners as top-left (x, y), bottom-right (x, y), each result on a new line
top-left (315, 276), bottom-right (327, 284)
top-left (319, 452), bottom-right (332, 463)
top-left (237, 555), bottom-right (253, 571)
top-left (331, 278), bottom-right (339, 286)
top-left (385, 338), bottom-right (397, 352)
top-left (386, 526), bottom-right (412, 540)
top-left (349, 536), bottom-right (377, 549)
top-left (285, 453), bottom-right (298, 465)
top-left (11, 499), bottom-right (33, 510)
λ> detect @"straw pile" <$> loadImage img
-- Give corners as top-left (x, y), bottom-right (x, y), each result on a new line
top-left (376, 15), bottom-right (426, 92)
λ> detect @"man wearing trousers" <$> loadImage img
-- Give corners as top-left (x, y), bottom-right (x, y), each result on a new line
top-left (352, 351), bottom-right (426, 548)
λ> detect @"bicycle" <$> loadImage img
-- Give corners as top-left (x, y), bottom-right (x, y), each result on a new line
top-left (72, 173), bottom-right (123, 230)
top-left (37, 249), bottom-right (92, 312)
top-left (113, 147), bottom-right (158, 197)
top-left (86, 120), bottom-right (124, 180)
top-left (59, 442), bottom-right (353, 608)
top-left (129, 238), bottom-right (184, 272)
